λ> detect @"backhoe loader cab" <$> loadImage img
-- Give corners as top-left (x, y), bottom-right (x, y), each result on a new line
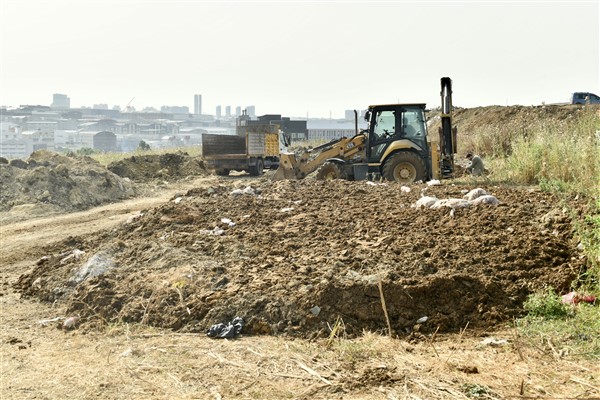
top-left (272, 77), bottom-right (455, 183)
top-left (363, 103), bottom-right (432, 182)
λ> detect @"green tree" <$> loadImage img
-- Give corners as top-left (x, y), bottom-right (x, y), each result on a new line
top-left (137, 140), bottom-right (151, 151)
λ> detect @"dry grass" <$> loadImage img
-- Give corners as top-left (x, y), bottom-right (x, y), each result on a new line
top-left (4, 312), bottom-right (599, 400)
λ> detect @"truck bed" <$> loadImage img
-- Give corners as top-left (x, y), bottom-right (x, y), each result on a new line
top-left (202, 134), bottom-right (246, 158)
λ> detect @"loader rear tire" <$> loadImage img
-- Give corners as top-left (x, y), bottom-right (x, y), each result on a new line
top-left (316, 162), bottom-right (347, 180)
top-left (382, 152), bottom-right (426, 183)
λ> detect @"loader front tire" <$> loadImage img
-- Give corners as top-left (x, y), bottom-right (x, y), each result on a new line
top-left (215, 168), bottom-right (230, 176)
top-left (382, 152), bottom-right (426, 183)
top-left (316, 162), bottom-right (347, 180)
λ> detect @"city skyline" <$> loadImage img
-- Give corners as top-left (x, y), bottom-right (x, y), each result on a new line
top-left (1, 1), bottom-right (598, 118)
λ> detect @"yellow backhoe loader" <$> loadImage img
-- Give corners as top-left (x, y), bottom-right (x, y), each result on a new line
top-left (273, 77), bottom-right (457, 183)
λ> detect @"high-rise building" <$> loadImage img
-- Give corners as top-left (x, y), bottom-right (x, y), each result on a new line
top-left (51, 94), bottom-right (70, 109)
top-left (194, 94), bottom-right (202, 115)
top-left (246, 105), bottom-right (256, 118)
top-left (225, 106), bottom-right (231, 117)
top-left (235, 106), bottom-right (241, 116)
top-left (216, 105), bottom-right (222, 119)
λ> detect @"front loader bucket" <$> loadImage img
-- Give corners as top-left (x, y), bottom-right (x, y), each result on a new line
top-left (272, 153), bottom-right (299, 180)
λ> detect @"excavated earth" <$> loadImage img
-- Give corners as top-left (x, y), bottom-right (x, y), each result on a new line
top-left (14, 178), bottom-right (589, 338)
top-left (107, 152), bottom-right (207, 182)
top-left (0, 150), bottom-right (135, 216)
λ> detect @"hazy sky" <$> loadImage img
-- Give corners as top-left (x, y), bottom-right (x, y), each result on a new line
top-left (1, 1), bottom-right (598, 118)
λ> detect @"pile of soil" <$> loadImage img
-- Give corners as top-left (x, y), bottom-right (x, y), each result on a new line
top-left (15, 179), bottom-right (589, 338)
top-left (107, 152), bottom-right (207, 182)
top-left (0, 150), bottom-right (135, 214)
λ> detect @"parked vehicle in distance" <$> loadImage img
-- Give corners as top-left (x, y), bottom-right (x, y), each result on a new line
top-left (571, 92), bottom-right (600, 104)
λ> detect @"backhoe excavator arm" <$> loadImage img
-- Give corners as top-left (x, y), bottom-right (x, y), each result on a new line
top-left (273, 134), bottom-right (366, 180)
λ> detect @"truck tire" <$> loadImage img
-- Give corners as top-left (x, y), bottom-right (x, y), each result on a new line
top-left (382, 152), bottom-right (427, 183)
top-left (215, 168), bottom-right (230, 176)
top-left (250, 158), bottom-right (264, 176)
top-left (316, 161), bottom-right (347, 180)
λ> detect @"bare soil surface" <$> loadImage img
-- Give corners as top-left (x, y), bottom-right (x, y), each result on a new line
top-left (2, 173), bottom-right (598, 399)
top-left (12, 178), bottom-right (589, 339)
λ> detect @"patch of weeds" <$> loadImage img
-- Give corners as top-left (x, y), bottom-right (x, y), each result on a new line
top-left (523, 287), bottom-right (571, 319)
top-left (462, 383), bottom-right (493, 398)
top-left (518, 288), bottom-right (600, 359)
top-left (539, 178), bottom-right (570, 193)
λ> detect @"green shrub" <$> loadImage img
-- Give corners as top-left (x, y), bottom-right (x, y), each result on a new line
top-left (523, 287), bottom-right (570, 319)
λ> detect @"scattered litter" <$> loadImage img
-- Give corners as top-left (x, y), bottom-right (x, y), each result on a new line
top-left (310, 306), bottom-right (321, 316)
top-left (507, 227), bottom-right (515, 233)
top-left (366, 181), bottom-right (387, 186)
top-left (207, 317), bottom-right (244, 339)
top-left (471, 195), bottom-right (501, 206)
top-left (562, 291), bottom-right (597, 305)
top-left (37, 317), bottom-right (64, 326)
top-left (431, 198), bottom-right (471, 209)
top-left (120, 348), bottom-right (133, 358)
top-left (463, 188), bottom-right (489, 201)
top-left (200, 227), bottom-right (225, 236)
top-left (400, 186), bottom-right (411, 193)
top-left (416, 316), bottom-right (428, 324)
top-left (173, 197), bottom-right (183, 204)
top-left (293, 200), bottom-right (302, 204)
top-left (60, 249), bottom-right (85, 265)
top-left (449, 208), bottom-right (455, 218)
top-left (280, 207), bottom-right (294, 213)
top-left (480, 337), bottom-right (508, 346)
top-left (62, 316), bottom-right (80, 330)
top-left (69, 251), bottom-right (116, 284)
top-left (427, 179), bottom-right (441, 186)
top-left (230, 186), bottom-right (256, 196)
top-left (221, 218), bottom-right (235, 227)
top-left (412, 196), bottom-right (438, 209)
top-left (125, 213), bottom-right (144, 224)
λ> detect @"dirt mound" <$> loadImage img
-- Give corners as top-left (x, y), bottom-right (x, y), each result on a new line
top-left (0, 150), bottom-right (135, 214)
top-left (15, 180), bottom-right (588, 338)
top-left (107, 152), bottom-right (207, 182)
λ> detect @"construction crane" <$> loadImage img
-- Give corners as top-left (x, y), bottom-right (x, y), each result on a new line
top-left (123, 97), bottom-right (135, 112)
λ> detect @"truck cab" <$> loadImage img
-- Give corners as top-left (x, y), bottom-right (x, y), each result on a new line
top-left (571, 92), bottom-right (600, 105)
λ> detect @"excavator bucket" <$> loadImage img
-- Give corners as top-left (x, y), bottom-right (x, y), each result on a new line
top-left (272, 153), bottom-right (299, 180)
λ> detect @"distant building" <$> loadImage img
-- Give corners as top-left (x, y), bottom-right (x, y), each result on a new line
top-left (225, 106), bottom-right (231, 117)
top-left (307, 119), bottom-right (366, 141)
top-left (93, 131), bottom-right (118, 152)
top-left (51, 94), bottom-right (70, 110)
top-left (194, 94), bottom-right (202, 115)
top-left (235, 106), bottom-right (241, 116)
top-left (216, 105), bottom-right (222, 119)
top-left (93, 104), bottom-right (109, 110)
top-left (160, 105), bottom-right (190, 114)
top-left (246, 105), bottom-right (256, 118)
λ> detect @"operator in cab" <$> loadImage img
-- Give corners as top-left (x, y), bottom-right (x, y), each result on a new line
top-left (465, 153), bottom-right (485, 176)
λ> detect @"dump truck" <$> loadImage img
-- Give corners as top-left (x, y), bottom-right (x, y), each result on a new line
top-left (202, 113), bottom-right (285, 176)
top-left (273, 77), bottom-right (456, 183)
